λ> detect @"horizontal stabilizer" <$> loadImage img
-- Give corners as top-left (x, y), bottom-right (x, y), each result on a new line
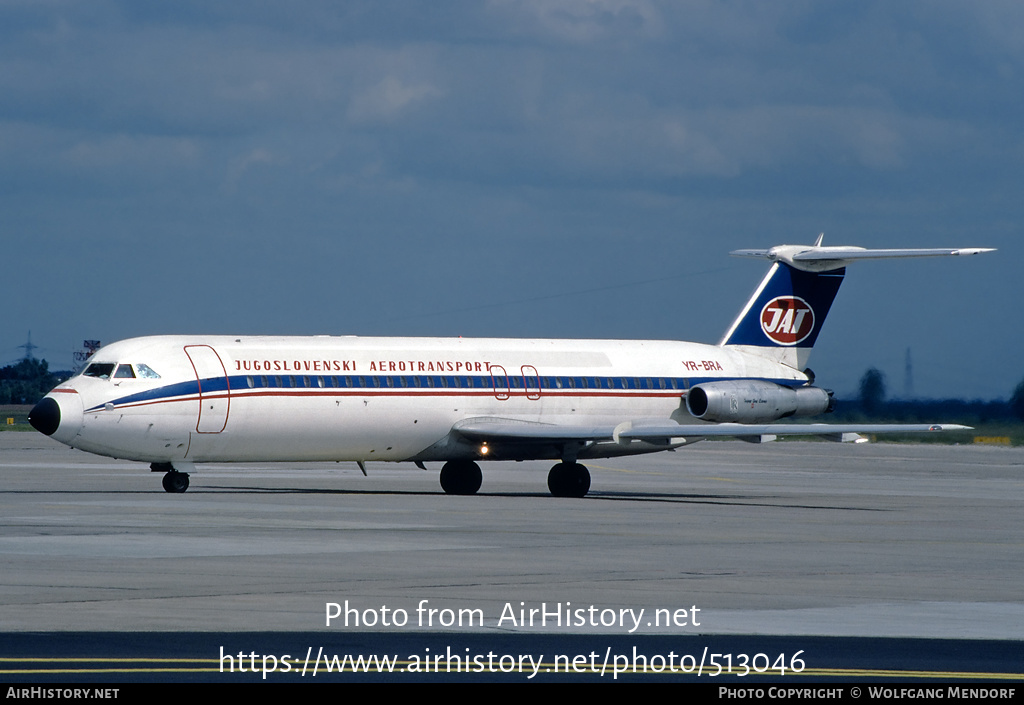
top-left (732, 239), bottom-right (995, 273)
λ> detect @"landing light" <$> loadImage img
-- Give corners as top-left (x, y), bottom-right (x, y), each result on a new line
top-left (479, 444), bottom-right (490, 456)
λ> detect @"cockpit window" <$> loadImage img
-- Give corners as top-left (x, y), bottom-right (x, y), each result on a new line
top-left (83, 363), bottom-right (161, 380)
top-left (83, 363), bottom-right (116, 379)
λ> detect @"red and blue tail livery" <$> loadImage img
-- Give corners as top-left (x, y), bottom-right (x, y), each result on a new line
top-left (721, 260), bottom-right (844, 362)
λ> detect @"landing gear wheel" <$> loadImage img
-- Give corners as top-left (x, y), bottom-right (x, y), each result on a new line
top-left (547, 462), bottom-right (591, 498)
top-left (162, 471), bottom-right (190, 494)
top-left (439, 461), bottom-right (482, 495)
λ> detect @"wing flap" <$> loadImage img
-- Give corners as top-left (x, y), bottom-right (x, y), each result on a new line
top-left (453, 417), bottom-right (614, 442)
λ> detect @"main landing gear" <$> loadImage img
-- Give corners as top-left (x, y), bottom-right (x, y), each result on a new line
top-left (439, 460), bottom-right (483, 495)
top-left (152, 462), bottom-right (190, 493)
top-left (547, 462), bottom-right (591, 498)
top-left (438, 460), bottom-right (592, 497)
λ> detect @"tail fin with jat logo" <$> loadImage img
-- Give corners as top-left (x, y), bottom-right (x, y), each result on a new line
top-left (720, 234), bottom-right (995, 371)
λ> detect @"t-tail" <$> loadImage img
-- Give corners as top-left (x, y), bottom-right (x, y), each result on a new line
top-left (720, 234), bottom-right (994, 371)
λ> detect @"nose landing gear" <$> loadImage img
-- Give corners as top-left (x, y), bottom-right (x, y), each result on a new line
top-left (152, 462), bottom-right (190, 493)
top-left (161, 471), bottom-right (190, 493)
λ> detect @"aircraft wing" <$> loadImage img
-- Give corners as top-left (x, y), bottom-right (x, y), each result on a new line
top-left (453, 417), bottom-right (972, 445)
top-left (615, 421), bottom-right (971, 441)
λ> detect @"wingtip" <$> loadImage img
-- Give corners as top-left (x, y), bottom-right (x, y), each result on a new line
top-left (951, 248), bottom-right (996, 256)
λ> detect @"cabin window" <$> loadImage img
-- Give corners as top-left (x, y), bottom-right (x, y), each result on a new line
top-left (83, 363), bottom-right (115, 379)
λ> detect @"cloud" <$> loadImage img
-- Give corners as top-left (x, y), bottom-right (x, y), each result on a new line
top-left (225, 147), bottom-right (278, 192)
top-left (348, 76), bottom-right (443, 123)
top-left (0, 1), bottom-right (1018, 397)
top-left (488, 0), bottom-right (665, 43)
top-left (63, 134), bottom-right (201, 169)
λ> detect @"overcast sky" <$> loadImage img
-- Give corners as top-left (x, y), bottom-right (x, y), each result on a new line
top-left (2, 1), bottom-right (1019, 399)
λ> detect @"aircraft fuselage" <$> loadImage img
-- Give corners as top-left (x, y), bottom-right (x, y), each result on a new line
top-left (41, 334), bottom-right (805, 465)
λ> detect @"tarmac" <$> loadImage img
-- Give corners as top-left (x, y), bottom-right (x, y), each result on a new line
top-left (1, 432), bottom-right (1020, 641)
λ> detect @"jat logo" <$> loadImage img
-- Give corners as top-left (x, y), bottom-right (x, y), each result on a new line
top-left (760, 296), bottom-right (815, 345)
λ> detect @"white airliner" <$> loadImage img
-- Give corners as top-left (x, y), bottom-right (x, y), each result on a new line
top-left (29, 237), bottom-right (992, 497)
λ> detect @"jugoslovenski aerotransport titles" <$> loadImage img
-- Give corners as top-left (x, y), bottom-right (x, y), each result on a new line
top-left (29, 236), bottom-right (993, 498)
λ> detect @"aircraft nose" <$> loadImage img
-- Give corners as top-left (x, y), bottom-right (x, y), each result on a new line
top-left (29, 392), bottom-right (83, 444)
top-left (29, 397), bottom-right (61, 436)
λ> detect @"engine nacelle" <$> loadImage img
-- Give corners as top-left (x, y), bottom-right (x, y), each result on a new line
top-left (685, 380), bottom-right (833, 423)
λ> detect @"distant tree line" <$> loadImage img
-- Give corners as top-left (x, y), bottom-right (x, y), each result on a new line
top-left (1013, 379), bottom-right (1024, 422)
top-left (0, 359), bottom-right (61, 404)
top-left (832, 367), bottom-right (1024, 423)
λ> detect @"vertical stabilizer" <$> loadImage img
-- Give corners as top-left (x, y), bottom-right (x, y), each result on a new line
top-left (719, 261), bottom-right (845, 370)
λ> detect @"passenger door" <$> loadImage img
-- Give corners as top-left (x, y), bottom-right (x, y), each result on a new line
top-left (184, 345), bottom-right (230, 433)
